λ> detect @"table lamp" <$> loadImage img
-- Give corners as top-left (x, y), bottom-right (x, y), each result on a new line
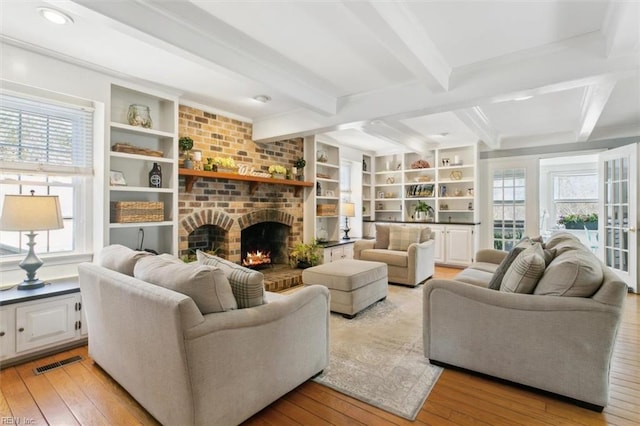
top-left (0, 190), bottom-right (63, 290)
top-left (341, 202), bottom-right (355, 240)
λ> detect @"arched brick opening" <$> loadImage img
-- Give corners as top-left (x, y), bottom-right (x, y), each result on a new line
top-left (180, 209), bottom-right (234, 258)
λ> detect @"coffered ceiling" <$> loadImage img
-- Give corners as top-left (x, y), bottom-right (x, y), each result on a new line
top-left (1, 0), bottom-right (639, 154)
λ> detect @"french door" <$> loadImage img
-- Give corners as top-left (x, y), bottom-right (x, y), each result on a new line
top-left (599, 143), bottom-right (638, 292)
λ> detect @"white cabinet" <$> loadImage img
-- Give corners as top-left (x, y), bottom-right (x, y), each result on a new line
top-left (108, 84), bottom-right (178, 254)
top-left (0, 288), bottom-right (85, 366)
top-left (431, 224), bottom-right (477, 267)
top-left (322, 243), bottom-right (354, 263)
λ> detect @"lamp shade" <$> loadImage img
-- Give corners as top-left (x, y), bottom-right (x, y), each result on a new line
top-left (341, 202), bottom-right (356, 218)
top-left (0, 194), bottom-right (63, 231)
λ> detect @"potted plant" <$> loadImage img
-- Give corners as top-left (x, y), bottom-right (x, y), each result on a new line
top-left (414, 200), bottom-right (434, 222)
top-left (290, 241), bottom-right (321, 269)
top-left (293, 157), bottom-right (306, 180)
top-left (179, 136), bottom-right (194, 169)
top-left (268, 164), bottom-right (287, 179)
top-left (212, 157), bottom-right (237, 173)
top-left (558, 213), bottom-right (598, 230)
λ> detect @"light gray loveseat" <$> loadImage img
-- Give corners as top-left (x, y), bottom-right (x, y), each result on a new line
top-left (423, 232), bottom-right (627, 411)
top-left (79, 246), bottom-right (330, 425)
top-left (354, 223), bottom-right (435, 286)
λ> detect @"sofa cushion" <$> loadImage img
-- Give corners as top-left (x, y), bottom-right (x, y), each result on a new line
top-left (454, 268), bottom-right (494, 287)
top-left (134, 255), bottom-right (237, 314)
top-left (197, 251), bottom-right (266, 308)
top-left (98, 244), bottom-right (151, 276)
top-left (388, 224), bottom-right (422, 251)
top-left (374, 223), bottom-right (390, 249)
top-left (486, 238), bottom-right (533, 290)
top-left (419, 227), bottom-right (432, 242)
top-left (500, 243), bottom-right (546, 294)
top-left (534, 250), bottom-right (604, 297)
top-left (360, 249), bottom-right (408, 267)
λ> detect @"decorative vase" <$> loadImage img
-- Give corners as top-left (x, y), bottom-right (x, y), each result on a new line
top-left (218, 167), bottom-right (236, 174)
top-left (127, 104), bottom-right (152, 128)
top-left (183, 159), bottom-right (193, 169)
top-left (272, 173), bottom-right (285, 179)
top-left (317, 149), bottom-right (328, 163)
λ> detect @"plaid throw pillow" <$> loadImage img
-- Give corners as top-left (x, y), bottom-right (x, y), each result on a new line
top-left (388, 225), bottom-right (422, 251)
top-left (196, 251), bottom-right (266, 309)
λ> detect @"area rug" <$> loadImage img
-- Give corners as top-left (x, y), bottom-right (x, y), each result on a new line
top-left (312, 284), bottom-right (443, 420)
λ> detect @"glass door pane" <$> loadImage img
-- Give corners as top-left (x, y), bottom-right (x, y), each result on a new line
top-left (492, 168), bottom-right (526, 251)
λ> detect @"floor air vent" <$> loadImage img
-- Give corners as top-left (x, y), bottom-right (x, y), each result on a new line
top-left (33, 355), bottom-right (83, 375)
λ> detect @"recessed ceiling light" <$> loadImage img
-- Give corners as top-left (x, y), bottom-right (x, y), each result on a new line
top-left (37, 7), bottom-right (74, 25)
top-left (514, 95), bottom-right (533, 102)
top-left (252, 95), bottom-right (271, 103)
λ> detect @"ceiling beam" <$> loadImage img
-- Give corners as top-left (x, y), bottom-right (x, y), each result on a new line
top-left (575, 81), bottom-right (616, 142)
top-left (70, 0), bottom-right (339, 115)
top-left (455, 107), bottom-right (501, 150)
top-left (342, 1), bottom-right (450, 92)
top-left (602, 0), bottom-right (640, 58)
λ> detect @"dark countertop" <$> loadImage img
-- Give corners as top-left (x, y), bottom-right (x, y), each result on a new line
top-left (0, 278), bottom-right (79, 306)
top-left (316, 239), bottom-right (358, 248)
top-left (363, 220), bottom-right (481, 226)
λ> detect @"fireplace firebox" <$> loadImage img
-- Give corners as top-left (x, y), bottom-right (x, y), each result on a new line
top-left (241, 222), bottom-right (290, 267)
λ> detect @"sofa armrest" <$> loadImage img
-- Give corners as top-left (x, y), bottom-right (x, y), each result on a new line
top-left (474, 248), bottom-right (507, 264)
top-left (353, 239), bottom-right (375, 259)
top-left (406, 239), bottom-right (435, 285)
top-left (423, 279), bottom-right (624, 407)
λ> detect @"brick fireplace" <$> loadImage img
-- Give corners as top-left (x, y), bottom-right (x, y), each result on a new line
top-left (178, 106), bottom-right (305, 263)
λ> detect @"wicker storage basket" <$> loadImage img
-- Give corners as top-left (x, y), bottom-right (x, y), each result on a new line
top-left (110, 201), bottom-right (164, 223)
top-left (316, 204), bottom-right (337, 216)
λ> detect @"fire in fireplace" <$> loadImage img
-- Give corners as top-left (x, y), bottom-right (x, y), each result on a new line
top-left (241, 222), bottom-right (290, 266)
top-left (242, 250), bottom-right (271, 267)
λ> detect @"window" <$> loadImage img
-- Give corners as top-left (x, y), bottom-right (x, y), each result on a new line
top-left (552, 172), bottom-right (598, 222)
top-left (0, 91), bottom-right (94, 259)
top-left (492, 168), bottom-right (526, 251)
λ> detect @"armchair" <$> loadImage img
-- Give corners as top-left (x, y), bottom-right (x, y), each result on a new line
top-left (354, 223), bottom-right (435, 286)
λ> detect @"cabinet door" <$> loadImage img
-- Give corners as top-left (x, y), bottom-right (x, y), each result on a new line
top-left (446, 227), bottom-right (474, 266)
top-left (342, 244), bottom-right (354, 260)
top-left (430, 225), bottom-right (446, 264)
top-left (0, 307), bottom-right (16, 360)
top-left (16, 296), bottom-right (77, 353)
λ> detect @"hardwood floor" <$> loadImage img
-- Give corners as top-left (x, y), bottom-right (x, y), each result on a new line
top-left (1, 266), bottom-right (638, 425)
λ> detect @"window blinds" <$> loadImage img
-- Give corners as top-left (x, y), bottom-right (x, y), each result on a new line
top-left (0, 92), bottom-right (93, 175)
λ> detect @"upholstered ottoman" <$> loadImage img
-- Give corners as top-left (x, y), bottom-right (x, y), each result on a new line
top-left (302, 259), bottom-right (388, 319)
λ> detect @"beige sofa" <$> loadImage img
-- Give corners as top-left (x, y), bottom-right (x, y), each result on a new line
top-left (354, 223), bottom-right (435, 286)
top-left (423, 232), bottom-right (627, 411)
top-left (79, 246), bottom-right (330, 425)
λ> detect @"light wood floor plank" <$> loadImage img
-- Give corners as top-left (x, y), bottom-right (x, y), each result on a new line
top-left (1, 266), bottom-right (638, 426)
top-left (14, 357), bottom-right (80, 426)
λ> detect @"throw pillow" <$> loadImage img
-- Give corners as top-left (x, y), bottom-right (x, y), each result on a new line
top-left (487, 238), bottom-right (534, 290)
top-left (197, 251), bottom-right (266, 308)
top-left (134, 255), bottom-right (237, 314)
top-left (99, 244), bottom-right (151, 276)
top-left (419, 226), bottom-right (432, 243)
top-left (534, 250), bottom-right (603, 297)
top-left (500, 243), bottom-right (546, 294)
top-left (374, 224), bottom-right (390, 249)
top-left (388, 225), bottom-right (422, 251)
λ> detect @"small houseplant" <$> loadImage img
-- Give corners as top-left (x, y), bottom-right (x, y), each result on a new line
top-left (290, 241), bottom-right (320, 268)
top-left (179, 136), bottom-right (194, 169)
top-left (212, 157), bottom-right (237, 172)
top-left (293, 157), bottom-right (306, 180)
top-left (414, 200), bottom-right (434, 222)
